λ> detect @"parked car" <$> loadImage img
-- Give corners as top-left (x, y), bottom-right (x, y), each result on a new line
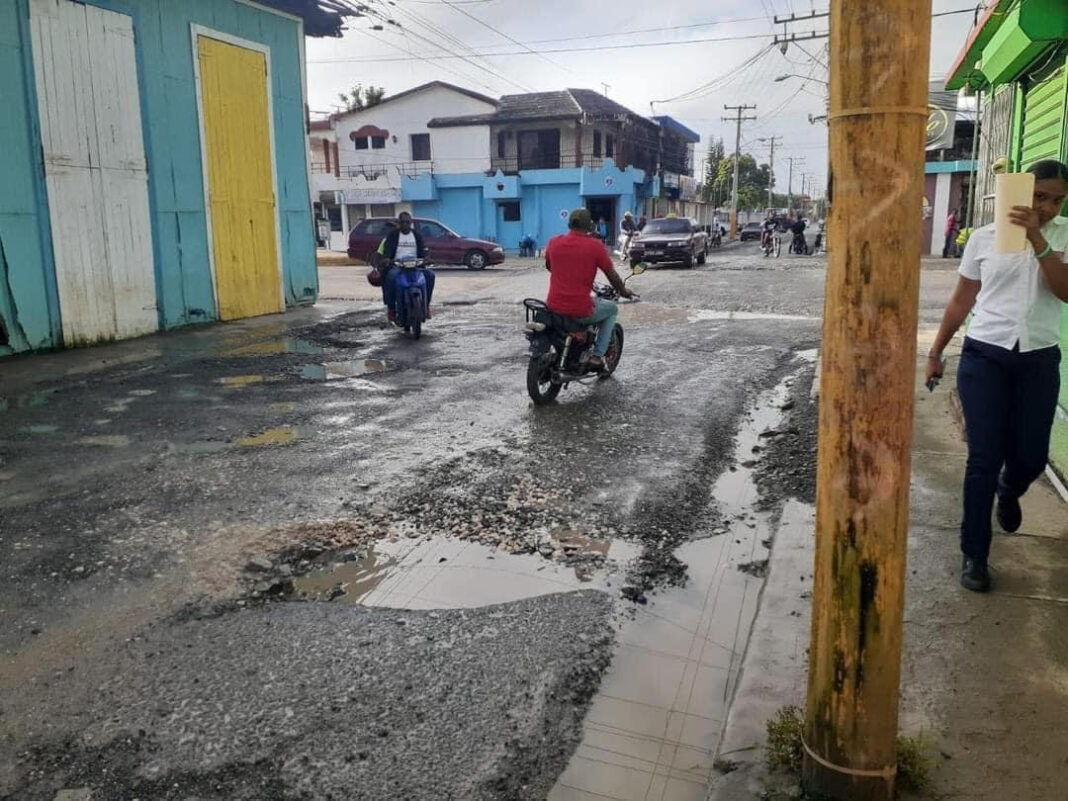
top-left (740, 222), bottom-right (764, 242)
top-left (628, 217), bottom-right (709, 268)
top-left (348, 217), bottom-right (505, 270)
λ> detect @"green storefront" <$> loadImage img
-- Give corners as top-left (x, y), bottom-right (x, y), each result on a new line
top-left (948, 0), bottom-right (1068, 483)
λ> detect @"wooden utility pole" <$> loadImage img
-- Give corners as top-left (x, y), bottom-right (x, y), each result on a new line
top-left (723, 104), bottom-right (756, 237)
top-left (802, 1), bottom-right (931, 799)
top-left (785, 156), bottom-right (804, 215)
top-left (759, 136), bottom-right (783, 210)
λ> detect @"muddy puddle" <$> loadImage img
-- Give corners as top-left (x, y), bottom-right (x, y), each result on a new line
top-left (293, 535), bottom-right (640, 609)
top-left (300, 359), bottom-right (398, 381)
top-left (220, 337), bottom-right (323, 358)
top-left (687, 309), bottom-right (820, 323)
top-left (549, 364), bottom-right (804, 801)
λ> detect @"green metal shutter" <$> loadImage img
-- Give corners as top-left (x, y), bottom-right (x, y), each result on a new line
top-left (1019, 64), bottom-right (1066, 169)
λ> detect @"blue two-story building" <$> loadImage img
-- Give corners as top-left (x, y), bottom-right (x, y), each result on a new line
top-left (408, 90), bottom-right (699, 250)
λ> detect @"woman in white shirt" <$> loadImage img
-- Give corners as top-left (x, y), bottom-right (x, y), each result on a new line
top-left (927, 160), bottom-right (1068, 593)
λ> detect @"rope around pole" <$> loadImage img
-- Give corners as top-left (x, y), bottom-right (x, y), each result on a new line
top-left (801, 733), bottom-right (898, 780)
top-left (826, 106), bottom-right (930, 122)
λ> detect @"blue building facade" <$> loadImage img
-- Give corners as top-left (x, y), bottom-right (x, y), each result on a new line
top-left (402, 159), bottom-right (650, 251)
top-left (0, 0), bottom-right (345, 356)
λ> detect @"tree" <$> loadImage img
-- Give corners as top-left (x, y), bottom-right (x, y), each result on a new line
top-left (700, 138), bottom-right (726, 204)
top-left (338, 84), bottom-right (386, 112)
top-left (712, 154), bottom-right (773, 211)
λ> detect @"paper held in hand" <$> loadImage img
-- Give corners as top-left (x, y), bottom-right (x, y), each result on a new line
top-left (994, 173), bottom-right (1035, 254)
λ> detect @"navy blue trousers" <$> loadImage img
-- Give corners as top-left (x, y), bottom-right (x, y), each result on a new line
top-left (957, 337), bottom-right (1061, 561)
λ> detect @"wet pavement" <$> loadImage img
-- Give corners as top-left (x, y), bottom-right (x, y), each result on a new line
top-left (0, 245), bottom-right (961, 799)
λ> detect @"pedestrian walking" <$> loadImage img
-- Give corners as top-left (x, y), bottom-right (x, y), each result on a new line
top-left (927, 160), bottom-right (1068, 592)
top-left (943, 207), bottom-right (960, 258)
top-left (596, 218), bottom-right (608, 244)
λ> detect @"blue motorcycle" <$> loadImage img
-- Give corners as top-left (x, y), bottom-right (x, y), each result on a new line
top-left (391, 258), bottom-right (432, 339)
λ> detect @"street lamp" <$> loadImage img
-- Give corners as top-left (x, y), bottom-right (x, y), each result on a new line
top-left (775, 73), bottom-right (829, 85)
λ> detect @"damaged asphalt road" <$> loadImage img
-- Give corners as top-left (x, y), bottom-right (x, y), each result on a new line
top-left (0, 252), bottom-right (825, 799)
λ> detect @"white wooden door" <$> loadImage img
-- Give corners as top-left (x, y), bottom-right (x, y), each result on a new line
top-left (30, 0), bottom-right (157, 345)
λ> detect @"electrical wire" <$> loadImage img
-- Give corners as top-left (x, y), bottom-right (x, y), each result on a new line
top-left (308, 30), bottom-right (778, 63)
top-left (435, 0), bottom-right (578, 77)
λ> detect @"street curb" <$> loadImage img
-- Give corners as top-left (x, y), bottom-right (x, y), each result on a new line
top-left (705, 501), bottom-right (815, 800)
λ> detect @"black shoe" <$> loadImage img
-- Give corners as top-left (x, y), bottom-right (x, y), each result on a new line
top-left (960, 557), bottom-right (991, 593)
top-left (996, 491), bottom-right (1022, 534)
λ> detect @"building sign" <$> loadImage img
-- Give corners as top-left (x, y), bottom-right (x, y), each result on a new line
top-left (679, 175), bottom-right (698, 202)
top-left (336, 188), bottom-right (400, 205)
top-left (927, 83), bottom-right (958, 151)
top-left (662, 172), bottom-right (680, 189)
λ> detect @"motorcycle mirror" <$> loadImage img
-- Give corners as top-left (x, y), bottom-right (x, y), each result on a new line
top-left (631, 263), bottom-right (647, 276)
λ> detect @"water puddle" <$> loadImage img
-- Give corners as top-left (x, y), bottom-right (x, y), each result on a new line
top-left (221, 338), bottom-right (324, 357)
top-left (292, 536), bottom-right (639, 609)
top-left (18, 425), bottom-right (59, 435)
top-left (300, 360), bottom-right (397, 381)
top-left (0, 390), bottom-right (57, 413)
top-left (170, 441), bottom-right (230, 455)
top-left (77, 435), bottom-right (131, 448)
top-left (688, 309), bottom-right (819, 323)
top-left (236, 427), bottom-right (298, 447)
top-left (217, 375), bottom-right (267, 388)
top-left (550, 372), bottom-right (799, 801)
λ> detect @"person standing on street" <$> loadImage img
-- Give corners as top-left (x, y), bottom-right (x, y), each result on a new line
top-left (544, 209), bottom-right (634, 371)
top-left (927, 160), bottom-right (1068, 592)
top-left (944, 207), bottom-right (960, 258)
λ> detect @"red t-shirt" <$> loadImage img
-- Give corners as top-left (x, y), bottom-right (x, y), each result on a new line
top-left (545, 231), bottom-right (613, 318)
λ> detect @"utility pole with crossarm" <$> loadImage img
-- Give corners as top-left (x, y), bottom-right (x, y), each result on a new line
top-left (723, 104), bottom-right (757, 238)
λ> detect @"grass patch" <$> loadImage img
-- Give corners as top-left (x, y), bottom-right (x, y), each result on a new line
top-left (765, 706), bottom-right (934, 796)
top-left (895, 733), bottom-right (934, 794)
top-left (766, 705), bottom-right (804, 773)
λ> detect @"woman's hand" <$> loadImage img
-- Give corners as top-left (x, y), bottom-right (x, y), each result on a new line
top-left (1009, 205), bottom-right (1044, 245)
top-left (925, 353), bottom-right (945, 385)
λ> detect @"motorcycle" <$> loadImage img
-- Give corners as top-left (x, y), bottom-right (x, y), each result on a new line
top-left (710, 226), bottom-right (723, 249)
top-left (522, 265), bottom-right (645, 405)
top-left (390, 257), bottom-right (433, 339)
top-left (789, 230), bottom-right (810, 255)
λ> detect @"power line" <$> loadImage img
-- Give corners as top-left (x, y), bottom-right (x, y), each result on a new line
top-left (435, 0), bottom-right (578, 77)
top-left (308, 30), bottom-right (777, 63)
top-left (361, 0), bottom-right (533, 92)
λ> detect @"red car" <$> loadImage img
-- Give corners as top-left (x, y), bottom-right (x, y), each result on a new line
top-left (347, 217), bottom-right (505, 270)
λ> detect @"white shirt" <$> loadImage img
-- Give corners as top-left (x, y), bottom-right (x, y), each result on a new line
top-left (958, 217), bottom-right (1067, 352)
top-left (395, 231), bottom-right (418, 261)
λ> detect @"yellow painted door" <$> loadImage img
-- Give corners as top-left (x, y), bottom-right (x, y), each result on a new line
top-left (197, 36), bottom-right (282, 321)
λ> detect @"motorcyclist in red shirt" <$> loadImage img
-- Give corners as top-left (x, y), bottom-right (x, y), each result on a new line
top-left (544, 208), bottom-right (634, 371)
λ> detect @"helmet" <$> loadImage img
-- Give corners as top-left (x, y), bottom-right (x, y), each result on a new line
top-left (623, 210), bottom-right (633, 218)
top-left (366, 267), bottom-right (383, 287)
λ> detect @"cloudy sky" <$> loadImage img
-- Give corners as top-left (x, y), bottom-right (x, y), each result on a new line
top-left (306, 0), bottom-right (980, 194)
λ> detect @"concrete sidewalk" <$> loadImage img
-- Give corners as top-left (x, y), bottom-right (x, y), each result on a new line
top-left (708, 341), bottom-right (1068, 800)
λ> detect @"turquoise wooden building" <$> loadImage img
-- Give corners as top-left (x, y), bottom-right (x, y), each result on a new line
top-left (0, 0), bottom-right (356, 355)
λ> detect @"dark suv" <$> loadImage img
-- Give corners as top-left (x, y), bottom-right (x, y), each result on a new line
top-left (347, 217), bottom-right (505, 270)
top-left (628, 217), bottom-right (709, 268)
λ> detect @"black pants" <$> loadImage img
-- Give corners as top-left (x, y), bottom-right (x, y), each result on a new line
top-left (957, 338), bottom-right (1061, 561)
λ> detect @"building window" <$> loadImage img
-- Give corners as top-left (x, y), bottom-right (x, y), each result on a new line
top-left (593, 130), bottom-right (602, 158)
top-left (518, 129), bottom-right (561, 170)
top-left (606, 134), bottom-right (615, 158)
top-left (497, 131), bottom-right (507, 158)
top-left (353, 137), bottom-right (369, 150)
top-left (411, 133), bottom-right (431, 161)
top-left (371, 136), bottom-right (386, 149)
top-left (501, 201), bottom-right (520, 222)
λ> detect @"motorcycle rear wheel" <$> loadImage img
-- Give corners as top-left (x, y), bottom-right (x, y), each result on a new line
top-left (527, 354), bottom-right (562, 405)
top-left (599, 325), bottom-right (624, 380)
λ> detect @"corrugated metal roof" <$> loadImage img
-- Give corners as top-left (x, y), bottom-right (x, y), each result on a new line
top-left (253, 0), bottom-right (363, 37)
top-left (428, 88), bottom-right (658, 129)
